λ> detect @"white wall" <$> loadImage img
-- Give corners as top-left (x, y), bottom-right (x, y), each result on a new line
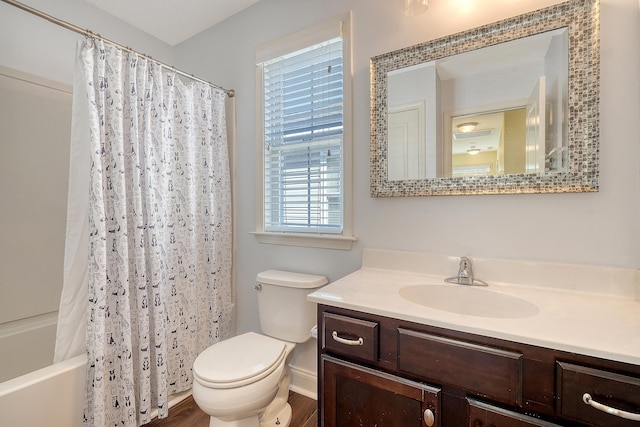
top-left (174, 0), bottom-right (640, 343)
top-left (0, 0), bottom-right (174, 86)
top-left (0, 68), bottom-right (71, 381)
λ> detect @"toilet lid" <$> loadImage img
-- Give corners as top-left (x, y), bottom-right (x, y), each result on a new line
top-left (193, 332), bottom-right (286, 385)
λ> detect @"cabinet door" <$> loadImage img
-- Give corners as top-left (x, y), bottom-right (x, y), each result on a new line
top-left (322, 355), bottom-right (440, 427)
top-left (467, 398), bottom-right (561, 427)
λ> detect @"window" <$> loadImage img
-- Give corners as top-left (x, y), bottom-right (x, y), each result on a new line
top-left (255, 14), bottom-right (354, 250)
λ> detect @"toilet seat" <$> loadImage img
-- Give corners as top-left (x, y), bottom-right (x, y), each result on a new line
top-left (193, 332), bottom-right (287, 389)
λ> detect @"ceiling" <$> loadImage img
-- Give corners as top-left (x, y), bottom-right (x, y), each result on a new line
top-left (83, 0), bottom-right (262, 46)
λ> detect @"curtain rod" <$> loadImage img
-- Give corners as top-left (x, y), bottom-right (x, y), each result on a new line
top-left (1, 0), bottom-right (235, 97)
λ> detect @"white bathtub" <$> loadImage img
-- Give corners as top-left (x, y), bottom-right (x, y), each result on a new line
top-left (0, 352), bottom-right (195, 426)
top-left (0, 354), bottom-right (86, 427)
top-left (0, 308), bottom-right (193, 427)
top-left (0, 312), bottom-right (58, 383)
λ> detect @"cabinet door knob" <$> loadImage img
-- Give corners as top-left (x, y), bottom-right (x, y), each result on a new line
top-left (583, 393), bottom-right (640, 421)
top-left (331, 331), bottom-right (364, 346)
top-left (423, 408), bottom-right (435, 426)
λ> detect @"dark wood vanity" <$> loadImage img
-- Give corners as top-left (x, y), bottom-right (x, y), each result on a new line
top-left (317, 304), bottom-right (640, 427)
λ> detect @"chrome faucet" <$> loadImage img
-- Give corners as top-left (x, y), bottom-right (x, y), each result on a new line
top-left (445, 256), bottom-right (488, 286)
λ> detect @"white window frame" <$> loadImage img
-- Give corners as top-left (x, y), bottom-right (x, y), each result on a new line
top-left (253, 13), bottom-right (355, 250)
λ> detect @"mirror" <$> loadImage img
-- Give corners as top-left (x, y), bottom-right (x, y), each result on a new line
top-left (371, 0), bottom-right (599, 196)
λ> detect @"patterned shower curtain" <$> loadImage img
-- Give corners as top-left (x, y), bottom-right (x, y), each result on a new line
top-left (77, 39), bottom-right (233, 426)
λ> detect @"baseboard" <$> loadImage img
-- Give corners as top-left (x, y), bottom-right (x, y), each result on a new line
top-left (288, 365), bottom-right (317, 400)
top-left (150, 389), bottom-right (192, 420)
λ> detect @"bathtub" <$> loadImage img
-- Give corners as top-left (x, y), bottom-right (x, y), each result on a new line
top-left (0, 353), bottom-right (194, 426)
top-left (0, 309), bottom-right (191, 426)
top-left (0, 312), bottom-right (58, 383)
top-left (0, 354), bottom-right (86, 427)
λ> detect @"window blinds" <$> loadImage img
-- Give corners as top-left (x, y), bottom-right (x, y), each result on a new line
top-left (261, 36), bottom-right (344, 234)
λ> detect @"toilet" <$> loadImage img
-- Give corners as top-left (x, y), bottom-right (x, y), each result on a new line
top-left (192, 270), bottom-right (328, 427)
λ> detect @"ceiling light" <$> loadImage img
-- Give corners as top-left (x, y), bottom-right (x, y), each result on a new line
top-left (467, 148), bottom-right (481, 156)
top-left (404, 0), bottom-right (428, 16)
top-left (457, 122), bottom-right (479, 133)
top-left (453, 129), bottom-right (493, 140)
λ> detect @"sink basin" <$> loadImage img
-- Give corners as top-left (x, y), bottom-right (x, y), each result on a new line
top-left (399, 285), bottom-right (539, 319)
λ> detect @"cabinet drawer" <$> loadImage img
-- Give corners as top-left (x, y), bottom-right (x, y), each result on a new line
top-left (467, 398), bottom-right (561, 427)
top-left (322, 312), bottom-right (379, 362)
top-left (556, 361), bottom-right (640, 426)
top-left (398, 328), bottom-right (523, 406)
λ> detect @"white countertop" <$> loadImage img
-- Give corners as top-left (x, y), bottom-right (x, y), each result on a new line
top-left (308, 262), bottom-right (640, 366)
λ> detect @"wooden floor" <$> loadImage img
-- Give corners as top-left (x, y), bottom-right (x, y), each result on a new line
top-left (145, 391), bottom-right (317, 427)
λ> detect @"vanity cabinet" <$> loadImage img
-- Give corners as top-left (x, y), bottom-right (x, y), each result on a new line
top-left (317, 304), bottom-right (640, 427)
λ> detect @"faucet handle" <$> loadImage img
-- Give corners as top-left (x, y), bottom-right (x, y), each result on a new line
top-left (445, 256), bottom-right (488, 286)
top-left (460, 256), bottom-right (473, 268)
top-left (458, 256), bottom-right (474, 282)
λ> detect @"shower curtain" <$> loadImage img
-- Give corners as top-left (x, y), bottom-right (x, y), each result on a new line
top-left (54, 47), bottom-right (91, 364)
top-left (61, 39), bottom-right (233, 426)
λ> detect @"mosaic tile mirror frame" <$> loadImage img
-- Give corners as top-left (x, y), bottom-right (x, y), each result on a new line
top-left (370, 0), bottom-right (599, 197)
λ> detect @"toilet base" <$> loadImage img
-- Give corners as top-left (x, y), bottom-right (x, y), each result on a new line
top-left (261, 402), bottom-right (292, 427)
top-left (207, 403), bottom-right (291, 427)
top-left (208, 414), bottom-right (260, 427)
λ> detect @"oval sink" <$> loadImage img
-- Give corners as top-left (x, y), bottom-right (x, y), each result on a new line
top-left (399, 285), bottom-right (539, 319)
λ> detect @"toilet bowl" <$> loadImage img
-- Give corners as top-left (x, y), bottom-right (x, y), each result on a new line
top-left (193, 332), bottom-right (295, 427)
top-left (192, 270), bottom-right (328, 427)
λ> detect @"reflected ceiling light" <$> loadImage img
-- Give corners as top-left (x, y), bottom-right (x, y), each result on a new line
top-left (404, 0), bottom-right (428, 16)
top-left (467, 148), bottom-right (481, 155)
top-left (453, 128), bottom-right (493, 140)
top-left (457, 122), bottom-right (479, 133)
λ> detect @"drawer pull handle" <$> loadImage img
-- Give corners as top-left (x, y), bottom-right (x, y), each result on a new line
top-left (332, 331), bottom-right (364, 346)
top-left (423, 408), bottom-right (435, 426)
top-left (583, 393), bottom-right (640, 421)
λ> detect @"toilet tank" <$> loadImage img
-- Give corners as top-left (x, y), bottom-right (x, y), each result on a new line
top-left (256, 270), bottom-right (328, 343)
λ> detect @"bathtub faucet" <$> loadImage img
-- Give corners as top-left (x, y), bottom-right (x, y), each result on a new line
top-left (445, 256), bottom-right (488, 286)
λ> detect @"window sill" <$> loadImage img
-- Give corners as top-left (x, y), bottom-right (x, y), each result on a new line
top-left (251, 231), bottom-right (356, 250)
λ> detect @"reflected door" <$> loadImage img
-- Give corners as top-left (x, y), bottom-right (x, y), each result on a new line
top-left (388, 102), bottom-right (426, 180)
top-left (525, 76), bottom-right (546, 174)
